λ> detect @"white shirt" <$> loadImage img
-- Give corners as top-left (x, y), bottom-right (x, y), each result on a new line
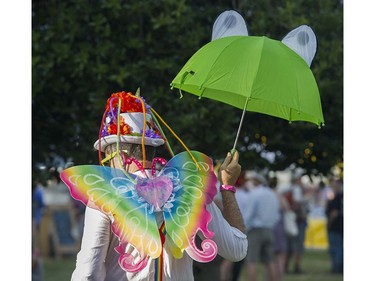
top-left (291, 184), bottom-right (304, 203)
top-left (71, 172), bottom-right (247, 281)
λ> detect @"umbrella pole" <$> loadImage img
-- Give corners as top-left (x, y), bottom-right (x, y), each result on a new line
top-left (232, 97), bottom-right (249, 152)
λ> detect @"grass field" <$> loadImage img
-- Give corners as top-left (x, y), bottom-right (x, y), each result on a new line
top-left (41, 249), bottom-right (343, 281)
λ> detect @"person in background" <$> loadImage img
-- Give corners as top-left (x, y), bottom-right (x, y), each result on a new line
top-left (312, 179), bottom-right (334, 218)
top-left (284, 173), bottom-right (308, 274)
top-left (32, 177), bottom-right (46, 230)
top-left (32, 177), bottom-right (45, 281)
top-left (269, 176), bottom-right (289, 281)
top-left (325, 178), bottom-right (343, 274)
top-left (243, 172), bottom-right (280, 281)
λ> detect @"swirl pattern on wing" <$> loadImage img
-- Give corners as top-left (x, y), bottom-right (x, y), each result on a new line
top-left (60, 165), bottom-right (162, 271)
top-left (160, 151), bottom-right (218, 262)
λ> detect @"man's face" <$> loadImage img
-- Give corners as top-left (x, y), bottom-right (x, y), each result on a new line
top-left (110, 153), bottom-right (128, 169)
top-left (103, 143), bottom-right (130, 169)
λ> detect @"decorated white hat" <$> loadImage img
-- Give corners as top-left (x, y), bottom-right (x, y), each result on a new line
top-left (94, 91), bottom-right (165, 152)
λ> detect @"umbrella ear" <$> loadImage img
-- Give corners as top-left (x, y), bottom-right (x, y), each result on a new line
top-left (211, 10), bottom-right (249, 41)
top-left (281, 25), bottom-right (317, 67)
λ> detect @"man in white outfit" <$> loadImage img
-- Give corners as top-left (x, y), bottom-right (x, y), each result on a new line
top-left (69, 91), bottom-right (248, 281)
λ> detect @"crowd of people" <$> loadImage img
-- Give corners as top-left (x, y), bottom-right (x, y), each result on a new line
top-left (32, 154), bottom-right (343, 281)
top-left (32, 164), bottom-right (343, 281)
top-left (217, 170), bottom-right (343, 281)
top-left (32, 170), bottom-right (86, 281)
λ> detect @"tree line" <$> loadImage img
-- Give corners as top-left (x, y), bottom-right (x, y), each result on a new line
top-left (32, 0), bottom-right (343, 178)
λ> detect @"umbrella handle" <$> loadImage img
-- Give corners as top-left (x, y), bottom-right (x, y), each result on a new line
top-left (232, 97), bottom-right (250, 152)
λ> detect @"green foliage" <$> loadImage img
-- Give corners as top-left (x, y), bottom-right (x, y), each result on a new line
top-left (32, 0), bottom-right (342, 176)
top-left (226, 0), bottom-right (343, 175)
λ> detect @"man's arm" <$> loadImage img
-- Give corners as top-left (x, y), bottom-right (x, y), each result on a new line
top-left (206, 203), bottom-right (248, 261)
top-left (218, 150), bottom-right (246, 233)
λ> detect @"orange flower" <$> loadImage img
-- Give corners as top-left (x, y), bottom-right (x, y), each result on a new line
top-left (105, 91), bottom-right (144, 113)
top-left (119, 118), bottom-right (131, 135)
top-left (106, 117), bottom-right (132, 136)
top-left (107, 123), bottom-right (118, 135)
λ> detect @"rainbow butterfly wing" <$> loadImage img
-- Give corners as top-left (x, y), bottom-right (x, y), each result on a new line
top-left (60, 165), bottom-right (162, 271)
top-left (160, 151), bottom-right (218, 262)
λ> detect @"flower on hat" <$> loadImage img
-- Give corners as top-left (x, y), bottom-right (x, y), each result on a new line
top-left (107, 118), bottom-right (131, 135)
top-left (105, 91), bottom-right (150, 114)
top-left (100, 91), bottom-right (161, 139)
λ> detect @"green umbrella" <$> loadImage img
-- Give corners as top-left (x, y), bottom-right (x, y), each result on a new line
top-left (171, 33), bottom-right (324, 150)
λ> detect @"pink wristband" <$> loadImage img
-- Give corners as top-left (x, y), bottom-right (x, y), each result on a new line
top-left (220, 184), bottom-right (236, 193)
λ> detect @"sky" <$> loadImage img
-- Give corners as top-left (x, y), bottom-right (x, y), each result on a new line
top-left (1, 1), bottom-right (375, 279)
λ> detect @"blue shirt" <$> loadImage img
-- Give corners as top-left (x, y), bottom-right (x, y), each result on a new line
top-left (32, 185), bottom-right (45, 227)
top-left (243, 185), bottom-right (280, 230)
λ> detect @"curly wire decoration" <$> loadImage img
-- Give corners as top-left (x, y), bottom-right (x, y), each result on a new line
top-left (151, 157), bottom-right (168, 176)
top-left (97, 96), bottom-right (120, 166)
top-left (125, 157), bottom-right (148, 178)
top-left (151, 108), bottom-right (201, 171)
top-left (98, 107), bottom-right (109, 166)
top-left (109, 96), bottom-right (119, 122)
top-left (115, 97), bottom-right (123, 171)
top-left (131, 94), bottom-right (148, 167)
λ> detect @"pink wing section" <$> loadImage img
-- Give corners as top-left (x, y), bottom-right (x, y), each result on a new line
top-left (160, 151), bottom-right (219, 262)
top-left (60, 149), bottom-right (220, 269)
top-left (60, 165), bottom-right (161, 272)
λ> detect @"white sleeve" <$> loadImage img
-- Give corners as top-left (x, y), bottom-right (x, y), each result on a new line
top-left (206, 203), bottom-right (248, 262)
top-left (71, 207), bottom-right (111, 281)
